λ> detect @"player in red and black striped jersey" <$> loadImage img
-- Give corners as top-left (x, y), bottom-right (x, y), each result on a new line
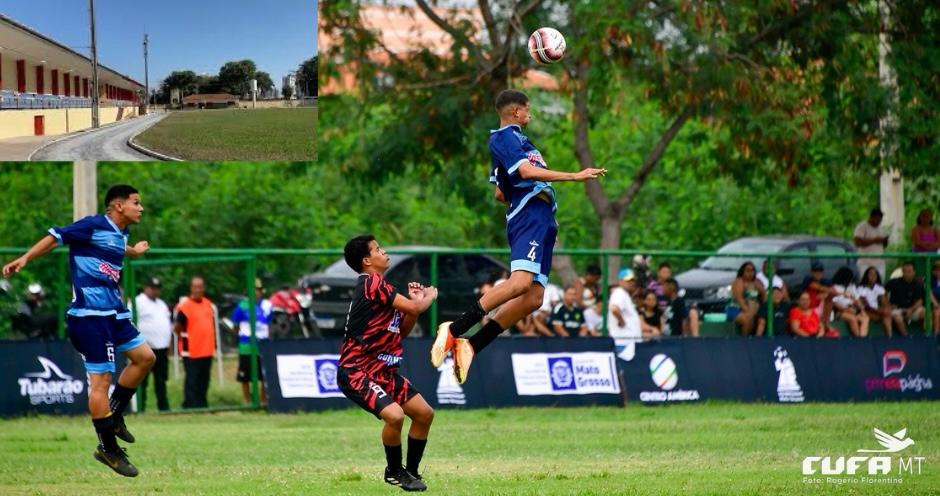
top-left (338, 234), bottom-right (438, 492)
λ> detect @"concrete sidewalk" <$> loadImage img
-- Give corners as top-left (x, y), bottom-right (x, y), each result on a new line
top-left (0, 135), bottom-right (60, 161)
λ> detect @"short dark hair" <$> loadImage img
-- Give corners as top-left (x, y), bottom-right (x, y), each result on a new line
top-left (658, 262), bottom-right (672, 270)
top-left (585, 265), bottom-right (601, 276)
top-left (104, 184), bottom-right (138, 208)
top-left (495, 89), bottom-right (528, 112)
top-left (902, 260), bottom-right (915, 268)
top-left (665, 277), bottom-right (679, 289)
top-left (344, 234), bottom-right (376, 273)
top-left (870, 208), bottom-right (884, 217)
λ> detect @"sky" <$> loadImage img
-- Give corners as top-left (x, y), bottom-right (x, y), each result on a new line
top-left (0, 0), bottom-right (317, 89)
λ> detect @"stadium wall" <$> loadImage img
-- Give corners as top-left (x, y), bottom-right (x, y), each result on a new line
top-left (0, 106), bottom-right (139, 140)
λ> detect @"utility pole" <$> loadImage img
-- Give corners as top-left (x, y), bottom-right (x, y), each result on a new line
top-left (89, 0), bottom-right (100, 128)
top-left (73, 162), bottom-right (97, 220)
top-left (143, 33), bottom-right (150, 110)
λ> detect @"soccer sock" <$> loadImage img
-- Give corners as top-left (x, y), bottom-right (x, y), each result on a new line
top-left (384, 443), bottom-right (403, 471)
top-left (92, 414), bottom-right (119, 452)
top-left (109, 383), bottom-right (136, 417)
top-left (450, 301), bottom-right (486, 337)
top-left (468, 319), bottom-right (504, 353)
top-left (406, 436), bottom-right (427, 476)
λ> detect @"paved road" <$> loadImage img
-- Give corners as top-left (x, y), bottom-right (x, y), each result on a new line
top-left (31, 112), bottom-right (168, 161)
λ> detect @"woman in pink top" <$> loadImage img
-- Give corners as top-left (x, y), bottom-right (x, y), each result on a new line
top-left (912, 209), bottom-right (940, 253)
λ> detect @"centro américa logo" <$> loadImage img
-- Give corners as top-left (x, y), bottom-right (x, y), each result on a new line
top-left (802, 427), bottom-right (926, 485)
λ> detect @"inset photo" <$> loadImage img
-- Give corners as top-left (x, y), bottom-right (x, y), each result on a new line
top-left (0, 1), bottom-right (316, 161)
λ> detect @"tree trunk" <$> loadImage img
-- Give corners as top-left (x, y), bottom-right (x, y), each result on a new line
top-left (600, 212), bottom-right (625, 286)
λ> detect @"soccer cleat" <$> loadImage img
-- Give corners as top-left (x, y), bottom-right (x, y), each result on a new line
top-left (113, 416), bottom-right (135, 443)
top-left (430, 322), bottom-right (455, 368)
top-left (385, 466), bottom-right (427, 492)
top-left (94, 446), bottom-right (139, 477)
top-left (452, 338), bottom-right (474, 385)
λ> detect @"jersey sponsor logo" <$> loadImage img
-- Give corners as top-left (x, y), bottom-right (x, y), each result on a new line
top-left (18, 356), bottom-right (85, 405)
top-left (387, 311), bottom-right (402, 334)
top-left (527, 151), bottom-right (546, 168)
top-left (98, 262), bottom-right (121, 282)
top-left (377, 353), bottom-right (402, 367)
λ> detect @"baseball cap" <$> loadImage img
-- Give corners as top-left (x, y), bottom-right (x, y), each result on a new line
top-left (27, 283), bottom-right (42, 295)
top-left (255, 278), bottom-right (264, 289)
top-left (618, 268), bottom-right (635, 281)
top-left (144, 277), bottom-right (161, 288)
top-left (811, 262), bottom-right (824, 271)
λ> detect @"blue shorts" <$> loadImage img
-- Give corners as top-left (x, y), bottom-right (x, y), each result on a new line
top-left (507, 198), bottom-right (558, 287)
top-left (66, 315), bottom-right (146, 374)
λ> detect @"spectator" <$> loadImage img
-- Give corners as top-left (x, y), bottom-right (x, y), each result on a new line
top-left (174, 276), bottom-right (216, 409)
top-left (12, 283), bottom-right (57, 339)
top-left (231, 278), bottom-right (273, 405)
top-left (573, 265), bottom-right (602, 308)
top-left (551, 286), bottom-right (596, 337)
top-left (756, 260), bottom-right (788, 301)
top-left (886, 261), bottom-right (925, 336)
top-left (728, 262), bottom-right (764, 335)
top-left (853, 208), bottom-right (889, 279)
top-left (857, 266), bottom-right (893, 336)
top-left (608, 270), bottom-right (642, 340)
top-left (789, 291), bottom-right (823, 338)
top-left (663, 278), bottom-right (700, 337)
top-left (647, 262), bottom-right (672, 311)
top-left (912, 208), bottom-right (940, 253)
top-left (583, 290), bottom-right (604, 335)
top-left (623, 270), bottom-right (644, 306)
top-left (132, 277), bottom-right (172, 412)
top-left (756, 285), bottom-right (790, 336)
top-left (802, 262), bottom-right (838, 336)
top-left (638, 290), bottom-right (663, 338)
top-left (831, 267), bottom-right (869, 337)
top-left (530, 281), bottom-right (562, 337)
top-left (930, 261), bottom-right (940, 335)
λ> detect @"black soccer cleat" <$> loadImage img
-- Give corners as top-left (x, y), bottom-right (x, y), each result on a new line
top-left (94, 446), bottom-right (139, 477)
top-left (384, 466), bottom-right (427, 492)
top-left (113, 416), bottom-right (135, 443)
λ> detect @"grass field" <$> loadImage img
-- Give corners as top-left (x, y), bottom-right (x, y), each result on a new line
top-left (133, 107), bottom-right (316, 161)
top-left (1, 402), bottom-right (938, 495)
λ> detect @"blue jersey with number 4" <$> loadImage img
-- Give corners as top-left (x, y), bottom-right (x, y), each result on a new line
top-left (489, 124), bottom-right (556, 221)
top-left (48, 214), bottom-right (131, 319)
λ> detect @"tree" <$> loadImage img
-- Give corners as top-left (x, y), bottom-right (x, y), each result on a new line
top-left (320, 0), bottom-right (940, 283)
top-left (218, 59), bottom-right (258, 97)
top-left (159, 70), bottom-right (199, 100)
top-left (254, 71), bottom-right (275, 97)
top-left (282, 85), bottom-right (294, 100)
top-left (196, 74), bottom-right (222, 94)
top-left (298, 56), bottom-right (317, 96)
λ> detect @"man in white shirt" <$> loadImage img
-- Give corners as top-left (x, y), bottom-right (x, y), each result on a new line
top-left (854, 208), bottom-right (890, 279)
top-left (608, 269), bottom-right (642, 339)
top-left (132, 278), bottom-right (172, 411)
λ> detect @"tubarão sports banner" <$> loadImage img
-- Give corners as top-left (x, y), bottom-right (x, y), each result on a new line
top-left (260, 337), bottom-right (625, 413)
top-left (617, 337), bottom-right (940, 404)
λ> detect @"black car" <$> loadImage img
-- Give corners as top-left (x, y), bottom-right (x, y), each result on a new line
top-left (299, 248), bottom-right (508, 336)
top-left (675, 236), bottom-right (858, 313)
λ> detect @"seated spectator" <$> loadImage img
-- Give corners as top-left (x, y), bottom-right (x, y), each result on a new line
top-left (931, 261), bottom-right (940, 335)
top-left (551, 286), bottom-right (596, 337)
top-left (857, 266), bottom-right (893, 336)
top-left (756, 260), bottom-right (788, 301)
top-left (831, 266), bottom-right (869, 337)
top-left (911, 208), bottom-right (940, 253)
top-left (728, 262), bottom-right (764, 335)
top-left (582, 289), bottom-right (604, 335)
top-left (647, 262), bottom-right (672, 311)
top-left (802, 262), bottom-right (836, 334)
top-left (638, 290), bottom-right (663, 338)
top-left (789, 291), bottom-right (823, 338)
top-left (886, 260), bottom-right (925, 336)
top-left (663, 278), bottom-right (699, 337)
top-left (756, 285), bottom-right (790, 336)
top-left (574, 265), bottom-right (602, 308)
top-left (608, 271), bottom-right (642, 340)
top-left (530, 282), bottom-right (563, 337)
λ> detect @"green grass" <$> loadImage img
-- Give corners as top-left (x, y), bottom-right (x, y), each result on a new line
top-left (134, 107), bottom-right (316, 160)
top-left (137, 353), bottom-right (248, 412)
top-left (2, 402), bottom-right (938, 495)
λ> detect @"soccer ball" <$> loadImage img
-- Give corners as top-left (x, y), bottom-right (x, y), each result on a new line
top-left (528, 27), bottom-right (566, 65)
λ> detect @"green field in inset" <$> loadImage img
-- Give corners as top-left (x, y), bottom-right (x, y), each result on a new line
top-left (1, 401), bottom-right (938, 495)
top-left (134, 107), bottom-right (316, 161)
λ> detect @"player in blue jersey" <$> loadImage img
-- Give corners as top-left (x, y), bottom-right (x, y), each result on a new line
top-left (430, 89), bottom-right (607, 383)
top-left (2, 185), bottom-right (155, 477)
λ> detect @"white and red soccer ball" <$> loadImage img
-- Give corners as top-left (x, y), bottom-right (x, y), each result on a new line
top-left (528, 27), bottom-right (566, 65)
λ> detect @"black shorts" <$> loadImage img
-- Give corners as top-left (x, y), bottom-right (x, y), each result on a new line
top-left (338, 366), bottom-right (419, 419)
top-left (236, 354), bottom-right (264, 382)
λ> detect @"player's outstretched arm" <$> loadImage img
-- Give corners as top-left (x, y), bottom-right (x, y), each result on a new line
top-left (517, 162), bottom-right (607, 182)
top-left (2, 235), bottom-right (58, 277)
top-left (126, 240), bottom-right (150, 258)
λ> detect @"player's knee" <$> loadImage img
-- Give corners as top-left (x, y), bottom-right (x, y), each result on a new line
top-left (382, 406), bottom-right (405, 427)
top-left (139, 348), bottom-right (156, 368)
top-left (416, 406), bottom-right (434, 426)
